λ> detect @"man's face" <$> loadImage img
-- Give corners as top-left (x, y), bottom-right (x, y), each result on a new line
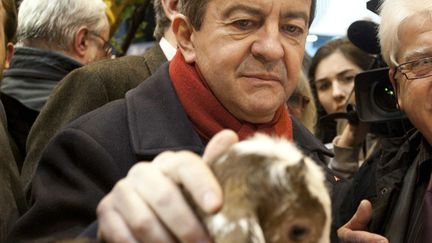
top-left (394, 12), bottom-right (432, 142)
top-left (185, 0), bottom-right (310, 123)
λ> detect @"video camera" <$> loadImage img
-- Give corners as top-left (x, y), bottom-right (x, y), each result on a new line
top-left (347, 16), bottom-right (403, 122)
top-left (354, 67), bottom-right (402, 122)
top-left (347, 0), bottom-right (411, 136)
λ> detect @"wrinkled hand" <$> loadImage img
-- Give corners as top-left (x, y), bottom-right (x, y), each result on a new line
top-left (337, 200), bottom-right (388, 243)
top-left (97, 130), bottom-right (239, 242)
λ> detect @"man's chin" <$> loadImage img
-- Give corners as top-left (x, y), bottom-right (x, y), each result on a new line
top-left (241, 107), bottom-right (282, 124)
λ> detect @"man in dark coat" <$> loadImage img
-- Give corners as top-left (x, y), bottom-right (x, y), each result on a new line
top-left (21, 0), bottom-right (178, 196)
top-left (10, 0), bottom-right (345, 242)
top-left (0, 0), bottom-right (26, 241)
top-left (337, 0), bottom-right (432, 242)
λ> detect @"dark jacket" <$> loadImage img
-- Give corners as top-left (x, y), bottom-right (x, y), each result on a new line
top-left (0, 101), bottom-right (26, 242)
top-left (21, 44), bottom-right (167, 193)
top-left (338, 129), bottom-right (429, 243)
top-left (9, 63), bottom-right (340, 242)
top-left (0, 47), bottom-right (83, 160)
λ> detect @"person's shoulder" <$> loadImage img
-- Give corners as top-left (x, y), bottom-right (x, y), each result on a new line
top-left (76, 55), bottom-right (149, 75)
top-left (60, 55), bottom-right (154, 92)
top-left (292, 116), bottom-right (332, 157)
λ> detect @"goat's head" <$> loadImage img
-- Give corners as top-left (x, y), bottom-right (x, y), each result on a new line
top-left (200, 134), bottom-right (331, 243)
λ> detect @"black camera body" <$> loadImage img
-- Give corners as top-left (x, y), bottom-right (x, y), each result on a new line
top-left (354, 67), bottom-right (405, 122)
top-left (346, 1), bottom-right (413, 137)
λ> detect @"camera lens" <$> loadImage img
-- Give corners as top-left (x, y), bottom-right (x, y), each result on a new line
top-left (372, 81), bottom-right (398, 112)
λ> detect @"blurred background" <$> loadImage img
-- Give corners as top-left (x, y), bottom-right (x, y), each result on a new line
top-left (306, 0), bottom-right (380, 55)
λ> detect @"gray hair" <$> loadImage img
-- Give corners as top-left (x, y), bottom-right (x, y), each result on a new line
top-left (379, 0), bottom-right (432, 67)
top-left (153, 0), bottom-right (171, 41)
top-left (17, 0), bottom-right (108, 50)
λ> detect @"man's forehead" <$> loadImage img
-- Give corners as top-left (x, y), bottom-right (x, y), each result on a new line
top-left (398, 12), bottom-right (432, 61)
top-left (399, 11), bottom-right (432, 34)
top-left (209, 0), bottom-right (311, 17)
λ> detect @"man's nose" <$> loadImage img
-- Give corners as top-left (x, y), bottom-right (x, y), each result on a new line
top-left (251, 25), bottom-right (284, 62)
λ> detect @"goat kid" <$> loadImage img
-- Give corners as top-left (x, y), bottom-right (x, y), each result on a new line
top-left (190, 134), bottom-right (331, 243)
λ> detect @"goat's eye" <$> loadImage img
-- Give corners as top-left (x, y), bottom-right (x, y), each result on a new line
top-left (288, 225), bottom-right (310, 242)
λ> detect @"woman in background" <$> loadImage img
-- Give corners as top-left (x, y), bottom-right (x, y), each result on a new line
top-left (308, 38), bottom-right (375, 177)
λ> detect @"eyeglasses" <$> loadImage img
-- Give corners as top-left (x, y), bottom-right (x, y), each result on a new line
top-left (395, 56), bottom-right (432, 80)
top-left (288, 93), bottom-right (310, 109)
top-left (90, 32), bottom-right (114, 57)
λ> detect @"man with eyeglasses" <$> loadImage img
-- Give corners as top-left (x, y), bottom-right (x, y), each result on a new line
top-left (0, 0), bottom-right (110, 160)
top-left (337, 0), bottom-right (432, 242)
top-left (20, 0), bottom-right (179, 206)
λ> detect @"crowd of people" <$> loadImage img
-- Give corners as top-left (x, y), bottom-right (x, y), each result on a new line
top-left (0, 0), bottom-right (431, 242)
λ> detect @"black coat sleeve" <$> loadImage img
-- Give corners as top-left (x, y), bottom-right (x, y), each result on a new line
top-left (9, 128), bottom-right (129, 242)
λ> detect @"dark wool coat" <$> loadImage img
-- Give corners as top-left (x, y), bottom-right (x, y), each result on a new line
top-left (9, 63), bottom-right (341, 242)
top-left (21, 45), bottom-right (167, 194)
top-left (0, 101), bottom-right (25, 242)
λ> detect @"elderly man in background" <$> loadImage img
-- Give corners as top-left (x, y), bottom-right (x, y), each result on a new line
top-left (20, 0), bottom-right (179, 196)
top-left (338, 0), bottom-right (432, 242)
top-left (0, 0), bottom-right (110, 160)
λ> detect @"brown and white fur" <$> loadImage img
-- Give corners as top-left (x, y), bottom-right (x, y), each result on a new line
top-left (194, 134), bottom-right (331, 243)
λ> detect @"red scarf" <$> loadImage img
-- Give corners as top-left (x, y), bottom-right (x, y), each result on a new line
top-left (169, 51), bottom-right (293, 141)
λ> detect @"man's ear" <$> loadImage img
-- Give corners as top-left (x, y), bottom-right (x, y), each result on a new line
top-left (161, 0), bottom-right (179, 21)
top-left (73, 26), bottom-right (89, 58)
top-left (4, 42), bottom-right (14, 69)
top-left (389, 68), bottom-right (403, 110)
top-left (172, 14), bottom-right (196, 63)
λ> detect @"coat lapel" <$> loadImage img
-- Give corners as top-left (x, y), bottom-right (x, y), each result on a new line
top-left (125, 63), bottom-right (204, 160)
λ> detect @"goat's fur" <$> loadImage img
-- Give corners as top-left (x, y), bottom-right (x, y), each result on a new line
top-left (194, 134), bottom-right (331, 243)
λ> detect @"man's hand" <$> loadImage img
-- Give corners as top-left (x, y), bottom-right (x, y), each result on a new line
top-left (337, 200), bottom-right (389, 243)
top-left (97, 130), bottom-right (239, 242)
